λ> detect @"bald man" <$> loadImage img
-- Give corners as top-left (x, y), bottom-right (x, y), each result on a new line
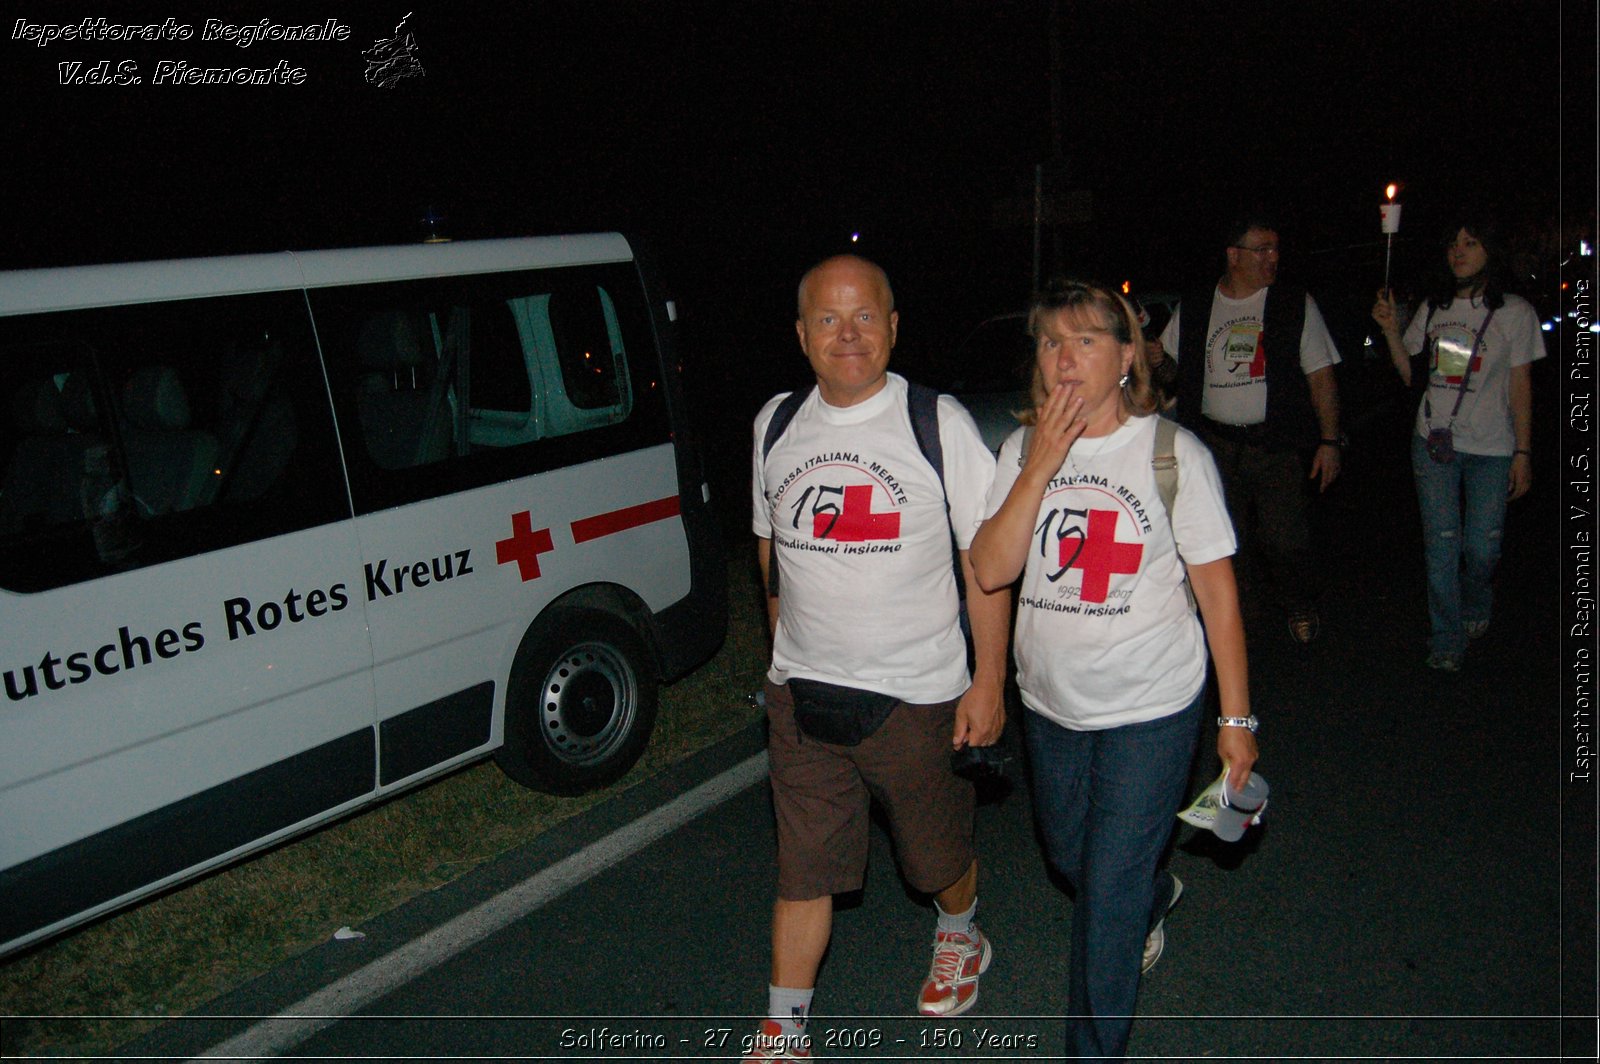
top-left (744, 256), bottom-right (1009, 1060)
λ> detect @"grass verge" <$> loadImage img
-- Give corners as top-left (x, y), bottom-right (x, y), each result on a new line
top-left (0, 558), bottom-right (766, 1058)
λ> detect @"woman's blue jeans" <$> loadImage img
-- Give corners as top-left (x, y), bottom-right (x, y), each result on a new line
top-left (1024, 692), bottom-right (1203, 1060)
top-left (1411, 436), bottom-right (1512, 656)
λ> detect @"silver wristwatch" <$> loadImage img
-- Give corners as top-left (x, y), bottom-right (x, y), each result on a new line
top-left (1217, 715), bottom-right (1260, 733)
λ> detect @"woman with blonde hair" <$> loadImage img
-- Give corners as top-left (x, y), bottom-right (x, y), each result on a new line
top-left (970, 278), bottom-right (1258, 1058)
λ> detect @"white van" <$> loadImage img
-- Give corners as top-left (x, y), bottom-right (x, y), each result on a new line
top-left (0, 233), bottom-right (726, 958)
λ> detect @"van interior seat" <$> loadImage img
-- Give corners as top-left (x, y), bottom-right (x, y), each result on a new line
top-left (13, 376), bottom-right (68, 435)
top-left (214, 338), bottom-right (297, 503)
top-left (1, 377), bottom-right (103, 530)
top-left (356, 310), bottom-right (451, 469)
top-left (120, 365), bottom-right (220, 515)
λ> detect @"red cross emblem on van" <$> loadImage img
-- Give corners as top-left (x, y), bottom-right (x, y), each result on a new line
top-left (496, 511), bottom-right (555, 582)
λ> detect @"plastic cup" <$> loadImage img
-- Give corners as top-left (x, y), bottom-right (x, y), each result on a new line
top-left (1214, 772), bottom-right (1270, 842)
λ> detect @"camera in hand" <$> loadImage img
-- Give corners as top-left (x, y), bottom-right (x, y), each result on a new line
top-left (950, 744), bottom-right (1005, 780)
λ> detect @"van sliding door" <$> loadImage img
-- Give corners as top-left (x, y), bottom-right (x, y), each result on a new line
top-left (308, 264), bottom-right (686, 790)
top-left (0, 292), bottom-right (375, 954)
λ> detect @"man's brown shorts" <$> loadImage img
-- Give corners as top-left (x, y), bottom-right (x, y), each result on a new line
top-left (765, 678), bottom-right (975, 901)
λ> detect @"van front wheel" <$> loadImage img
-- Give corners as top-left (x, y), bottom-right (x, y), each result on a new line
top-left (496, 609), bottom-right (658, 795)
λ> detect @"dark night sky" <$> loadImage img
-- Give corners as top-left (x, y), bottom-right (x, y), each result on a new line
top-left (2, 1), bottom-right (1592, 367)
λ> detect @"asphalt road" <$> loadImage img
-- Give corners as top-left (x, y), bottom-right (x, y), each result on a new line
top-left (123, 422), bottom-right (1588, 1062)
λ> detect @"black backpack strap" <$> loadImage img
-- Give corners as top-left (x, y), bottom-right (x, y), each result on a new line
top-left (906, 383), bottom-right (969, 645)
top-left (761, 386), bottom-right (812, 597)
top-left (906, 380), bottom-right (945, 489)
top-left (762, 385), bottom-right (814, 460)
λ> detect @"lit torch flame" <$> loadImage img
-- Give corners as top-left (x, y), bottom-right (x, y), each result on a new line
top-left (1385, 183), bottom-right (1397, 201)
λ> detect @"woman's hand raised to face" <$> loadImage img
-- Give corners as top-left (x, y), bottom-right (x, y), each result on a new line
top-left (1022, 381), bottom-right (1087, 484)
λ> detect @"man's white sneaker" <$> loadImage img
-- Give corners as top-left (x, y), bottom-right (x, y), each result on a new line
top-left (916, 926), bottom-right (992, 1017)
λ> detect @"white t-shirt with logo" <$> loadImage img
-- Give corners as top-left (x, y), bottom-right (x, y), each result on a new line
top-left (983, 416), bottom-right (1236, 730)
top-left (1157, 287), bottom-right (1341, 425)
top-left (1402, 293), bottom-right (1545, 456)
top-left (752, 373), bottom-right (997, 704)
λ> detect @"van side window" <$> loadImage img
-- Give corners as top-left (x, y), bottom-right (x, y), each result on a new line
top-left (464, 302), bottom-right (533, 416)
top-left (548, 285), bottom-right (625, 411)
top-left (0, 294), bottom-right (348, 593)
top-left (313, 265), bottom-right (669, 515)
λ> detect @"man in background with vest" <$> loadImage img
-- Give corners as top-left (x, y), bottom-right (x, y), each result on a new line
top-left (1152, 213), bottom-right (1345, 644)
top-left (743, 255), bottom-right (1008, 1061)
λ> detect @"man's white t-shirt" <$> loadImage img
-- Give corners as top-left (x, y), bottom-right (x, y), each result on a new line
top-left (752, 373), bottom-right (996, 704)
top-left (982, 416), bottom-right (1236, 730)
top-left (1403, 293), bottom-right (1546, 456)
top-left (1157, 287), bottom-right (1341, 425)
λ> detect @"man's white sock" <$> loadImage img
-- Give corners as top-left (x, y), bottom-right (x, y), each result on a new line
top-left (768, 984), bottom-right (814, 1039)
top-left (936, 898), bottom-right (977, 936)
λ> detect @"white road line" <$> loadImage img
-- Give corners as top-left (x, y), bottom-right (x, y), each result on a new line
top-left (192, 751), bottom-right (769, 1061)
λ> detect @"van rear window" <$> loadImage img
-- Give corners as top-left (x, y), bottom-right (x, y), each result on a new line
top-left (310, 263), bottom-right (669, 515)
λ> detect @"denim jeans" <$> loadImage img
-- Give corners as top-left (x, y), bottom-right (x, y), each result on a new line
top-left (1411, 435), bottom-right (1512, 656)
top-left (1024, 692), bottom-right (1203, 1060)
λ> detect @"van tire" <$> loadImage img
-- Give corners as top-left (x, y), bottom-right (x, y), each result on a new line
top-left (495, 608), bottom-right (658, 795)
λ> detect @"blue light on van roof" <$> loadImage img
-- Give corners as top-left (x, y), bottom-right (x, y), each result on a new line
top-left (420, 206), bottom-right (450, 244)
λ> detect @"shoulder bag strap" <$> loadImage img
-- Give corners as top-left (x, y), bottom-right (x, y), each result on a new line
top-left (1423, 306), bottom-right (1495, 425)
top-left (1152, 417), bottom-right (1196, 612)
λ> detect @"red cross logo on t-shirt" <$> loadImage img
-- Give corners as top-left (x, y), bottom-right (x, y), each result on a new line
top-left (1058, 508), bottom-right (1143, 603)
top-left (817, 484), bottom-right (901, 542)
top-left (1248, 331), bottom-right (1266, 378)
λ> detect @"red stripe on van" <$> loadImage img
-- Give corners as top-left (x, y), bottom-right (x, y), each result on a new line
top-left (570, 495), bottom-right (682, 544)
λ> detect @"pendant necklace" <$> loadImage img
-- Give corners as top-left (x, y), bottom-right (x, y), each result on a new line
top-left (1066, 414), bottom-right (1128, 477)
top-left (1066, 432), bottom-right (1113, 478)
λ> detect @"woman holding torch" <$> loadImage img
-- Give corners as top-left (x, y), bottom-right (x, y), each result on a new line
top-left (1372, 213), bottom-right (1545, 671)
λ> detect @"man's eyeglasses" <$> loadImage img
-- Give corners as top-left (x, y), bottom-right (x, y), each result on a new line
top-left (1232, 244), bottom-right (1279, 256)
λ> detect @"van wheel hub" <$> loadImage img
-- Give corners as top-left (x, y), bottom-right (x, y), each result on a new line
top-left (538, 642), bottom-right (637, 764)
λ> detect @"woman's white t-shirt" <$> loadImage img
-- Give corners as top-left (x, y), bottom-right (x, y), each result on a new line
top-left (1403, 292), bottom-right (1546, 456)
top-left (983, 416), bottom-right (1236, 730)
